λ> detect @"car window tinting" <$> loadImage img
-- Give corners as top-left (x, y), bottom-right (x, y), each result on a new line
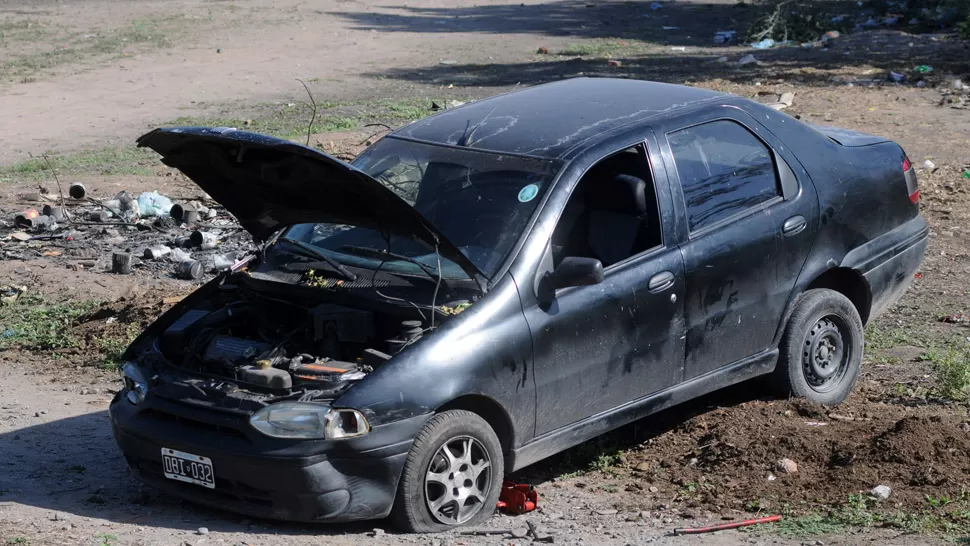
top-left (668, 120), bottom-right (780, 232)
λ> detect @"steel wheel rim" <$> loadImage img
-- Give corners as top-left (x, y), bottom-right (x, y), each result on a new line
top-left (424, 435), bottom-right (492, 525)
top-left (802, 315), bottom-right (850, 393)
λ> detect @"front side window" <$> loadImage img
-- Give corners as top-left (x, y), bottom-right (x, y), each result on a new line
top-left (282, 138), bottom-right (562, 280)
top-left (668, 120), bottom-right (779, 232)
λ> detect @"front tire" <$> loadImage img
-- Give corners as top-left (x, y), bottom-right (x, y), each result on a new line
top-left (391, 410), bottom-right (504, 533)
top-left (774, 289), bottom-right (864, 405)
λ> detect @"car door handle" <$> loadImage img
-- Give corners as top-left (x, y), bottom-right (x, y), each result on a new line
top-left (782, 215), bottom-right (807, 236)
top-left (648, 271), bottom-right (675, 293)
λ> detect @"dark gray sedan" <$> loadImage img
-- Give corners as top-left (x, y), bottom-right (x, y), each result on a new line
top-left (110, 77), bottom-right (926, 532)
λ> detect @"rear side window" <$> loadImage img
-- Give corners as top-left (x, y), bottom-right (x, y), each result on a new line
top-left (668, 120), bottom-right (779, 231)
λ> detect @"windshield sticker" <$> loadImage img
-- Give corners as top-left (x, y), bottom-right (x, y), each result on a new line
top-left (518, 184), bottom-right (539, 203)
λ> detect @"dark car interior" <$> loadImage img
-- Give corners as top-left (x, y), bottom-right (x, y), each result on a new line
top-left (552, 145), bottom-right (662, 268)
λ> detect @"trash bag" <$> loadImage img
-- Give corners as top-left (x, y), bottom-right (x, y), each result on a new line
top-left (137, 191), bottom-right (174, 217)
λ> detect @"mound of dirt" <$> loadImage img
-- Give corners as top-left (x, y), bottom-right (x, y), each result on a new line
top-left (614, 398), bottom-right (970, 514)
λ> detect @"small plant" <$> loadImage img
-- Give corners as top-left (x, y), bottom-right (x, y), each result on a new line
top-left (6, 538), bottom-right (28, 545)
top-left (95, 533), bottom-right (117, 546)
top-left (922, 344), bottom-right (970, 400)
top-left (0, 295), bottom-right (100, 351)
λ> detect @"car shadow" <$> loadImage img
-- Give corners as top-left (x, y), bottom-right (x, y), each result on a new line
top-left (511, 379), bottom-right (771, 485)
top-left (0, 380), bottom-right (766, 535)
top-left (0, 408), bottom-right (376, 536)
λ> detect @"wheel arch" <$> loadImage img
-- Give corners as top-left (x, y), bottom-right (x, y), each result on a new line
top-left (436, 395), bottom-right (515, 459)
top-left (805, 267), bottom-right (872, 325)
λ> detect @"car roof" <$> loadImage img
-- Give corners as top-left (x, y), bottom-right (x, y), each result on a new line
top-left (390, 78), bottom-right (727, 160)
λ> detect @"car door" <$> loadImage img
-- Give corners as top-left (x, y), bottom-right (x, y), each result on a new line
top-left (660, 111), bottom-right (818, 380)
top-left (520, 139), bottom-right (687, 436)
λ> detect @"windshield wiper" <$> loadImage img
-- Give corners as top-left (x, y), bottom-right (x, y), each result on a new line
top-left (338, 245), bottom-right (446, 285)
top-left (276, 238), bottom-right (357, 281)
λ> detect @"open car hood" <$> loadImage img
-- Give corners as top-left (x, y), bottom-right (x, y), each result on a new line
top-left (137, 127), bottom-right (486, 286)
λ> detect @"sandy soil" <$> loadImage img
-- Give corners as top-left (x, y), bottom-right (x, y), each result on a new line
top-left (1, 0), bottom-right (970, 544)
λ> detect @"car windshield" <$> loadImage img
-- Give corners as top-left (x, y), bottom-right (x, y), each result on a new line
top-left (281, 137), bottom-right (562, 280)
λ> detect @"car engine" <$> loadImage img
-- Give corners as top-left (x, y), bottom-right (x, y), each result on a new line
top-left (154, 281), bottom-right (430, 398)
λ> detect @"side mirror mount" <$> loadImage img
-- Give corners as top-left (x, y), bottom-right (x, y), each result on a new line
top-left (547, 257), bottom-right (604, 290)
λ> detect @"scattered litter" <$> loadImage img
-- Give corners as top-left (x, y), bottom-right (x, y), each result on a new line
top-left (963, 169), bottom-right (970, 179)
top-left (9, 232), bottom-right (31, 242)
top-left (922, 159), bottom-right (936, 172)
top-left (673, 515), bottom-right (782, 535)
top-left (0, 285), bottom-right (26, 305)
top-left (607, 59), bottom-right (622, 67)
top-left (137, 191), bottom-right (174, 217)
top-left (914, 65), bottom-right (934, 74)
top-left (779, 92), bottom-right (795, 107)
top-left (650, 2), bottom-right (662, 9)
top-left (112, 252), bottom-right (134, 275)
top-left (662, 26), bottom-right (680, 30)
top-left (776, 458), bottom-right (798, 474)
top-left (536, 46), bottom-right (549, 54)
top-left (804, 421), bottom-right (828, 426)
top-left (716, 56), bottom-right (729, 63)
top-left (940, 314), bottom-right (970, 324)
top-left (176, 260), bottom-right (204, 280)
top-left (888, 71), bottom-right (907, 83)
top-left (670, 46), bottom-right (687, 52)
top-left (68, 183), bottom-right (86, 200)
top-left (750, 38), bottom-right (776, 49)
top-left (737, 54), bottom-right (759, 67)
top-left (713, 30), bottom-right (736, 44)
top-left (144, 246), bottom-right (172, 260)
top-left (822, 30), bottom-right (841, 41)
top-left (871, 485), bottom-right (892, 499)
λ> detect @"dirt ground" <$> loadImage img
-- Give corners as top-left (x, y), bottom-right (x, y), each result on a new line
top-left (1, 0), bottom-right (970, 544)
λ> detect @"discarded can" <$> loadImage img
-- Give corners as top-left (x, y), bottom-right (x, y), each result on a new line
top-left (68, 183), bottom-right (86, 200)
top-left (112, 252), bottom-right (134, 275)
top-left (206, 254), bottom-right (234, 272)
top-left (42, 205), bottom-right (66, 221)
top-left (189, 230), bottom-right (217, 248)
top-left (182, 209), bottom-right (201, 226)
top-left (144, 246), bottom-right (172, 260)
top-left (170, 203), bottom-right (186, 222)
top-left (176, 260), bottom-right (203, 280)
top-left (13, 208), bottom-right (40, 228)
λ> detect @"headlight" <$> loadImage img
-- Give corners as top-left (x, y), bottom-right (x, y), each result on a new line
top-left (249, 402), bottom-right (370, 440)
top-left (120, 362), bottom-right (148, 405)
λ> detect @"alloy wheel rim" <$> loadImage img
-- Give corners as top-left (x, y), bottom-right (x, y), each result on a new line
top-left (424, 435), bottom-right (491, 525)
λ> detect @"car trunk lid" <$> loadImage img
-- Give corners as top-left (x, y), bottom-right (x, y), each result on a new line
top-left (810, 124), bottom-right (891, 147)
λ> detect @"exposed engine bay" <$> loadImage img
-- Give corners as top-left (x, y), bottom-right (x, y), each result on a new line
top-left (147, 277), bottom-right (448, 404)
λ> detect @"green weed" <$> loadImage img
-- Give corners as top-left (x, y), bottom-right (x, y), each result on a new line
top-left (95, 533), bottom-right (117, 546)
top-left (921, 344), bottom-right (970, 400)
top-left (164, 97), bottom-right (438, 143)
top-left (5, 538), bottom-right (28, 546)
top-left (0, 147), bottom-right (156, 182)
top-left (96, 323), bottom-right (140, 370)
top-left (558, 39), bottom-right (650, 58)
top-left (0, 294), bottom-right (100, 351)
top-left (0, 16), bottom-right (190, 82)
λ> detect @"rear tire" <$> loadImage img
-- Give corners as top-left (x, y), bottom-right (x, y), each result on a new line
top-left (773, 289), bottom-right (864, 405)
top-left (391, 410), bottom-right (503, 533)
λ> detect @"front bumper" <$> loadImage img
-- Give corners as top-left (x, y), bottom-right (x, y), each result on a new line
top-left (109, 392), bottom-right (430, 522)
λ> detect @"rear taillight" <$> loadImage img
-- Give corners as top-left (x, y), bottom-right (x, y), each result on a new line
top-left (903, 155), bottom-right (919, 204)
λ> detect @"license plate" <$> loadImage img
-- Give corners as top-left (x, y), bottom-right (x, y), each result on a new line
top-left (161, 448), bottom-right (215, 489)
